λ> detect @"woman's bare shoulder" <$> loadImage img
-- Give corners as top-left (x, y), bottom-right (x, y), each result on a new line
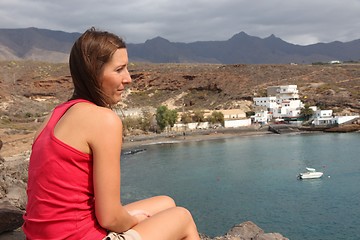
top-left (63, 102), bottom-right (123, 149)
top-left (73, 102), bottom-right (119, 119)
top-left (73, 104), bottom-right (123, 154)
top-left (73, 103), bottom-right (122, 132)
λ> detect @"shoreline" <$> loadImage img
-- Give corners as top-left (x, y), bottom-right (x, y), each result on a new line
top-left (122, 127), bottom-right (272, 151)
top-left (121, 123), bottom-right (360, 151)
top-left (2, 123), bottom-right (358, 159)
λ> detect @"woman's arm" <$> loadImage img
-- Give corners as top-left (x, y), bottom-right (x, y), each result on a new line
top-left (89, 107), bottom-right (137, 232)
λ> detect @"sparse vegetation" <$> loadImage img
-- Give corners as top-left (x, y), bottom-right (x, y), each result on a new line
top-left (155, 105), bottom-right (178, 131)
top-left (122, 116), bottom-right (143, 132)
top-left (315, 83), bottom-right (340, 94)
top-left (300, 104), bottom-right (314, 121)
top-left (207, 111), bottom-right (224, 126)
top-left (192, 110), bottom-right (206, 123)
top-left (180, 112), bottom-right (193, 124)
top-left (1, 60), bottom-right (359, 155)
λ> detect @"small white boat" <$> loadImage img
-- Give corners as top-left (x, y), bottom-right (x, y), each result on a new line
top-left (298, 167), bottom-right (323, 179)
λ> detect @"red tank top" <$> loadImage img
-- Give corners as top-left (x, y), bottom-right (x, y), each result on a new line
top-left (23, 99), bottom-right (107, 240)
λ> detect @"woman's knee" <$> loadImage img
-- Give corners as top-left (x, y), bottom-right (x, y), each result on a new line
top-left (156, 195), bottom-right (176, 208)
top-left (173, 206), bottom-right (195, 223)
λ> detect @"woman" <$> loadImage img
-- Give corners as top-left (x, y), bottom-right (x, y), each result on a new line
top-left (23, 27), bottom-right (200, 240)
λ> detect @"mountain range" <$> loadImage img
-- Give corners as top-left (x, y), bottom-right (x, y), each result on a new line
top-left (0, 27), bottom-right (360, 64)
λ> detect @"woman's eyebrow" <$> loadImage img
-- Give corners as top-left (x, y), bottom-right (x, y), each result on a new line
top-left (117, 63), bottom-right (127, 68)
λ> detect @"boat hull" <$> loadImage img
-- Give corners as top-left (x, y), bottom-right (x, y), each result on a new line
top-left (298, 172), bottom-right (323, 179)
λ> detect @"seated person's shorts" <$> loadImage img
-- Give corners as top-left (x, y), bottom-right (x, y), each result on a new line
top-left (103, 229), bottom-right (142, 240)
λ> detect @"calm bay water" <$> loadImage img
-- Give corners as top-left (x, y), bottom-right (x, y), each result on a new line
top-left (121, 132), bottom-right (360, 240)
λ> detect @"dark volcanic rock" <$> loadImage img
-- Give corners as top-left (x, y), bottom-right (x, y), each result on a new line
top-left (0, 201), bottom-right (24, 234)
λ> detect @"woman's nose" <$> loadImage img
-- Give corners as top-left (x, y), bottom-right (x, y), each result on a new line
top-left (123, 69), bottom-right (132, 84)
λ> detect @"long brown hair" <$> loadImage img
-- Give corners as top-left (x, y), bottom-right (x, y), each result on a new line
top-left (69, 27), bottom-right (126, 107)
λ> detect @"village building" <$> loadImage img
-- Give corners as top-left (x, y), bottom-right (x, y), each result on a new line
top-left (252, 110), bottom-right (269, 124)
top-left (220, 109), bottom-right (246, 119)
top-left (115, 86), bottom-right (358, 131)
top-left (174, 108), bottom-right (251, 131)
top-left (312, 108), bottom-right (359, 126)
top-left (253, 85), bottom-right (304, 124)
top-left (221, 109), bottom-right (251, 128)
top-left (312, 109), bottom-right (334, 125)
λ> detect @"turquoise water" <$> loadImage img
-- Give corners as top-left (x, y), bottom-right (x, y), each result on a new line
top-left (121, 132), bottom-right (360, 240)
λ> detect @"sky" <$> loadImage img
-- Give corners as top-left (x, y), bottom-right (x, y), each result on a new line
top-left (0, 0), bottom-right (360, 45)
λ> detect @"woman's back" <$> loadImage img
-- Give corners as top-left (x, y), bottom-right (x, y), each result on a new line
top-left (23, 99), bottom-right (107, 239)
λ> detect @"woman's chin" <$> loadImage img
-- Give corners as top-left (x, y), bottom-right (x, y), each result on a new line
top-left (111, 96), bottom-right (122, 104)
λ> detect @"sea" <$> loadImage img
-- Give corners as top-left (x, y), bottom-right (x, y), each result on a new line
top-left (120, 132), bottom-right (360, 240)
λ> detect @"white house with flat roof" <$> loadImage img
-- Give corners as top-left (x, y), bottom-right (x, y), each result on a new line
top-left (253, 96), bottom-right (277, 109)
top-left (312, 110), bottom-right (334, 125)
top-left (220, 109), bottom-right (246, 119)
top-left (312, 109), bottom-right (359, 126)
top-left (253, 110), bottom-right (269, 124)
top-left (267, 85), bottom-right (299, 100)
top-left (221, 109), bottom-right (251, 128)
top-left (253, 85), bottom-right (304, 122)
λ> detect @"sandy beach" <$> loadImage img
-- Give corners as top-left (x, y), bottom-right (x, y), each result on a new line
top-left (122, 126), bottom-right (271, 151)
top-left (0, 126), bottom-right (270, 159)
top-left (5, 123), bottom-right (358, 159)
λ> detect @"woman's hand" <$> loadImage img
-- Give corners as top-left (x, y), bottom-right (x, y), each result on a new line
top-left (128, 209), bottom-right (151, 223)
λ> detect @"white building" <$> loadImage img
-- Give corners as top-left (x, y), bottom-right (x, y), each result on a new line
top-left (174, 108), bottom-right (251, 131)
top-left (173, 122), bottom-right (209, 131)
top-left (267, 85), bottom-right (299, 99)
top-left (253, 110), bottom-right (269, 124)
top-left (273, 99), bottom-right (303, 118)
top-left (221, 109), bottom-right (251, 128)
top-left (253, 85), bottom-right (304, 122)
top-left (253, 96), bottom-right (277, 109)
top-left (315, 110), bottom-right (333, 118)
top-left (312, 109), bottom-right (359, 126)
top-left (224, 118), bottom-right (252, 128)
top-left (312, 110), bottom-right (334, 125)
top-left (220, 109), bottom-right (246, 119)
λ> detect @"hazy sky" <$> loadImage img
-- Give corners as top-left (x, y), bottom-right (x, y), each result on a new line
top-left (0, 0), bottom-right (359, 45)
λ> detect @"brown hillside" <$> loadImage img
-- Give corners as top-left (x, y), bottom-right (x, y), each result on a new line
top-left (128, 63), bottom-right (360, 113)
top-left (1, 61), bottom-right (359, 156)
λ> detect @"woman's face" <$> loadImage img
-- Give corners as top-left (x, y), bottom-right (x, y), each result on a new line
top-left (99, 48), bottom-right (132, 105)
